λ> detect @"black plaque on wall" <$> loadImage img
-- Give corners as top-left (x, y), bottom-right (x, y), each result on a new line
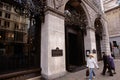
top-left (52, 47), bottom-right (63, 57)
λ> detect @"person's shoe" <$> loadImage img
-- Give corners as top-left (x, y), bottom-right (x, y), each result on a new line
top-left (113, 72), bottom-right (116, 74)
top-left (109, 74), bottom-right (113, 76)
top-left (101, 73), bottom-right (105, 75)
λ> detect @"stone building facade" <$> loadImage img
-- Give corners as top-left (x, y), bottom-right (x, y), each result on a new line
top-left (0, 0), bottom-right (111, 80)
top-left (103, 0), bottom-right (120, 57)
top-left (41, 0), bottom-right (111, 79)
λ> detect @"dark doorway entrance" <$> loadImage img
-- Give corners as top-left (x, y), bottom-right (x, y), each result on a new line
top-left (65, 0), bottom-right (87, 72)
top-left (66, 28), bottom-right (85, 72)
top-left (68, 33), bottom-right (78, 66)
top-left (94, 18), bottom-right (103, 61)
top-left (95, 34), bottom-right (102, 61)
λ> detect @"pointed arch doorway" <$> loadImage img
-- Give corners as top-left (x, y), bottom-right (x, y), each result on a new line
top-left (94, 17), bottom-right (103, 61)
top-left (65, 1), bottom-right (87, 72)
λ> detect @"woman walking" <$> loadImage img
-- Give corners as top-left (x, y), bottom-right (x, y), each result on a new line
top-left (87, 54), bottom-right (99, 80)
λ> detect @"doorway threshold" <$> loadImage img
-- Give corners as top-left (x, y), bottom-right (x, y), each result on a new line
top-left (68, 65), bottom-right (86, 72)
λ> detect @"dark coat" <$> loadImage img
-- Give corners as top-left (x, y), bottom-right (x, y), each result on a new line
top-left (108, 56), bottom-right (115, 69)
top-left (103, 54), bottom-right (108, 66)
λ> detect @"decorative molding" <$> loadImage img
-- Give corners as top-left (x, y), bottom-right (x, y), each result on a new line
top-left (87, 26), bottom-right (95, 31)
top-left (83, 0), bottom-right (101, 13)
top-left (105, 6), bottom-right (120, 13)
top-left (109, 34), bottom-right (120, 38)
top-left (45, 6), bottom-right (65, 19)
top-left (53, 0), bottom-right (64, 10)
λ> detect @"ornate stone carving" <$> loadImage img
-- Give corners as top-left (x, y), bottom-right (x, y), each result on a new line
top-left (92, 0), bottom-right (100, 9)
top-left (53, 0), bottom-right (64, 9)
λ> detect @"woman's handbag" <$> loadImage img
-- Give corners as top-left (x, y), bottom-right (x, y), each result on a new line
top-left (86, 68), bottom-right (89, 76)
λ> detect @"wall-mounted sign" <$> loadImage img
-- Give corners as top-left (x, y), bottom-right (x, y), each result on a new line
top-left (86, 50), bottom-right (90, 57)
top-left (52, 47), bottom-right (63, 57)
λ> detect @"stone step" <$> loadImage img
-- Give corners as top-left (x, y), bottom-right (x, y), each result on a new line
top-left (26, 76), bottom-right (41, 80)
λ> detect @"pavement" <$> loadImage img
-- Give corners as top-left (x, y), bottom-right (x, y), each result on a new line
top-left (54, 59), bottom-right (120, 80)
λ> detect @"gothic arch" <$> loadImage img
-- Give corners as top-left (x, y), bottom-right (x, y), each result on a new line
top-left (64, 0), bottom-right (88, 72)
top-left (63, 0), bottom-right (91, 28)
top-left (80, 2), bottom-right (92, 28)
top-left (94, 17), bottom-right (103, 38)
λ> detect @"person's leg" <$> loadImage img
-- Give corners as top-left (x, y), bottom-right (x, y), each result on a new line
top-left (89, 68), bottom-right (93, 80)
top-left (113, 68), bottom-right (116, 74)
top-left (92, 70), bottom-right (95, 76)
top-left (102, 65), bottom-right (107, 75)
top-left (92, 70), bottom-right (95, 78)
top-left (108, 65), bottom-right (113, 76)
top-left (86, 68), bottom-right (89, 78)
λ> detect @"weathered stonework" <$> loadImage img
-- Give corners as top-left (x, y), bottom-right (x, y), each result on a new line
top-left (40, 0), bottom-right (111, 79)
top-left (103, 0), bottom-right (120, 57)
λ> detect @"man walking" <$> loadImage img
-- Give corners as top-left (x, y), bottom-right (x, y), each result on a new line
top-left (101, 52), bottom-right (113, 76)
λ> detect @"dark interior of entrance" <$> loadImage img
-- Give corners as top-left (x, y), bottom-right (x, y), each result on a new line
top-left (66, 28), bottom-right (85, 72)
top-left (65, 0), bottom-right (88, 72)
top-left (69, 33), bottom-right (79, 66)
top-left (95, 34), bottom-right (102, 61)
top-left (95, 18), bottom-right (103, 61)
